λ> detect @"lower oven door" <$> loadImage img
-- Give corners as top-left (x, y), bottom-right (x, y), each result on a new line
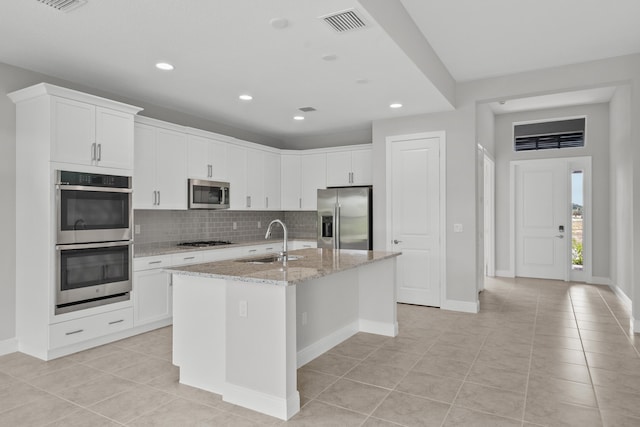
top-left (56, 240), bottom-right (132, 309)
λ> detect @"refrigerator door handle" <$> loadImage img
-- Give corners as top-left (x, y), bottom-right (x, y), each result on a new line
top-left (335, 203), bottom-right (340, 249)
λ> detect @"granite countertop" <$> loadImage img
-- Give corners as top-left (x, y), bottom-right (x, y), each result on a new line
top-left (134, 238), bottom-right (314, 257)
top-left (168, 248), bottom-right (401, 286)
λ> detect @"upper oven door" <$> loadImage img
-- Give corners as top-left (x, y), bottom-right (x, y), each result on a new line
top-left (57, 184), bottom-right (132, 244)
top-left (189, 179), bottom-right (230, 209)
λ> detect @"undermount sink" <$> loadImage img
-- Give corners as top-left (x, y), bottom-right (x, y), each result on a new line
top-left (242, 255), bottom-right (303, 264)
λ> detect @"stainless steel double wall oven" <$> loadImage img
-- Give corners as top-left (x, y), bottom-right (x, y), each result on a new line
top-left (55, 170), bottom-right (133, 314)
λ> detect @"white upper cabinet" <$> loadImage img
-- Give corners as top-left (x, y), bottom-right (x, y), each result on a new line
top-left (281, 154), bottom-right (302, 210)
top-left (301, 153), bottom-right (326, 210)
top-left (186, 132), bottom-right (228, 181)
top-left (246, 148), bottom-right (265, 209)
top-left (134, 120), bottom-right (187, 210)
top-left (226, 144), bottom-right (247, 210)
top-left (325, 147), bottom-right (372, 187)
top-left (51, 96), bottom-right (136, 170)
top-left (263, 151), bottom-right (281, 210)
top-left (281, 152), bottom-right (326, 211)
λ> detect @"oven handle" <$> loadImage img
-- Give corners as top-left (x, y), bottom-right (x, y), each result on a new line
top-left (56, 184), bottom-right (132, 193)
top-left (56, 241), bottom-right (133, 251)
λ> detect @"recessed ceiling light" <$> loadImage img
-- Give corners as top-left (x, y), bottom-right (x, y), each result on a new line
top-left (239, 94), bottom-right (253, 101)
top-left (155, 62), bottom-right (174, 71)
top-left (293, 116), bottom-right (305, 121)
top-left (270, 17), bottom-right (289, 29)
top-left (390, 103), bottom-right (403, 109)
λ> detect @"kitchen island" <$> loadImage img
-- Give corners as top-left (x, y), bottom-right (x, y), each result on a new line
top-left (169, 247), bottom-right (400, 420)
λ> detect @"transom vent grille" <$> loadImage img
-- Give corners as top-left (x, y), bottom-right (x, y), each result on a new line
top-left (299, 107), bottom-right (316, 112)
top-left (514, 118), bottom-right (585, 152)
top-left (321, 9), bottom-right (367, 33)
top-left (37, 0), bottom-right (86, 12)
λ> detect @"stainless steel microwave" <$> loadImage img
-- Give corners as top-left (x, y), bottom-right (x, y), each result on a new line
top-left (188, 179), bottom-right (230, 209)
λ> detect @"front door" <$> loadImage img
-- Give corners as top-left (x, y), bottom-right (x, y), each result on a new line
top-left (514, 159), bottom-right (568, 280)
top-left (390, 135), bottom-right (442, 306)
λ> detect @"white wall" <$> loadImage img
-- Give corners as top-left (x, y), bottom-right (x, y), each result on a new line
top-left (493, 103), bottom-right (610, 279)
top-left (372, 105), bottom-right (478, 306)
top-left (609, 86), bottom-right (633, 298)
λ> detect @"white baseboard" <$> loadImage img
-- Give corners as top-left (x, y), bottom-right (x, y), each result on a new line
top-left (0, 338), bottom-right (18, 356)
top-left (609, 284), bottom-right (632, 310)
top-left (359, 319), bottom-right (398, 337)
top-left (224, 382), bottom-right (300, 420)
top-left (296, 321), bottom-right (358, 368)
top-left (588, 276), bottom-right (611, 286)
top-left (495, 270), bottom-right (514, 278)
top-left (441, 299), bottom-right (479, 314)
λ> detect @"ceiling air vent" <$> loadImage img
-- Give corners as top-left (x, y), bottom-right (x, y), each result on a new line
top-left (321, 9), bottom-right (367, 33)
top-left (37, 0), bottom-right (87, 12)
top-left (299, 107), bottom-right (317, 113)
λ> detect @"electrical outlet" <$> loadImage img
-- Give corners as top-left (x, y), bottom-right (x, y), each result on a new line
top-left (301, 312), bottom-right (308, 325)
top-left (454, 223), bottom-right (463, 233)
top-left (134, 224), bottom-right (141, 234)
top-left (258, 221), bottom-right (261, 228)
top-left (233, 222), bottom-right (237, 230)
top-left (239, 300), bottom-right (248, 318)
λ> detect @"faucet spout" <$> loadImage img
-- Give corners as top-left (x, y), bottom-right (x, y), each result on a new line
top-left (265, 219), bottom-right (288, 265)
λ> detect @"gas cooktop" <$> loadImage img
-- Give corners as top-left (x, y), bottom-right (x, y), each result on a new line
top-left (177, 240), bottom-right (233, 248)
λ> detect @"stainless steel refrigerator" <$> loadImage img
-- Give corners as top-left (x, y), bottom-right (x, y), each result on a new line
top-left (317, 187), bottom-right (372, 250)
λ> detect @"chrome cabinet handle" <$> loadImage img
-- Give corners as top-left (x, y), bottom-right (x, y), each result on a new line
top-left (91, 143), bottom-right (96, 161)
top-left (246, 196), bottom-right (251, 208)
top-left (249, 249), bottom-right (257, 253)
top-left (153, 191), bottom-right (157, 205)
top-left (266, 196), bottom-right (269, 209)
top-left (65, 329), bottom-right (84, 336)
top-left (157, 191), bottom-right (160, 205)
top-left (183, 256), bottom-right (195, 260)
top-left (208, 164), bottom-right (212, 177)
top-left (148, 260), bottom-right (162, 265)
top-left (108, 319), bottom-right (124, 325)
top-left (299, 198), bottom-right (302, 209)
top-left (97, 143), bottom-right (102, 161)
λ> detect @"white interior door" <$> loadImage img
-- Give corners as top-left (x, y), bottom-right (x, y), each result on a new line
top-left (391, 136), bottom-right (441, 307)
top-left (515, 159), bottom-right (568, 280)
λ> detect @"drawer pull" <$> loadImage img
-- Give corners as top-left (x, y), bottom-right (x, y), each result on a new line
top-left (183, 256), bottom-right (195, 260)
top-left (108, 319), bottom-right (124, 325)
top-left (249, 249), bottom-right (257, 253)
top-left (149, 261), bottom-right (162, 265)
top-left (303, 245), bottom-right (311, 248)
top-left (266, 247), bottom-right (274, 250)
top-left (65, 329), bottom-right (84, 336)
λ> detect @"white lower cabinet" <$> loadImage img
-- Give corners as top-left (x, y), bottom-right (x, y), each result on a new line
top-left (49, 308), bottom-right (133, 349)
top-left (133, 269), bottom-right (172, 327)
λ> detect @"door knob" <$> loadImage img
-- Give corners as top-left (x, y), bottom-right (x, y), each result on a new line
top-left (393, 239), bottom-right (402, 244)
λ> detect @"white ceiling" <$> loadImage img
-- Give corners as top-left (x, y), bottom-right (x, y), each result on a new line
top-left (401, 0), bottom-right (640, 82)
top-left (1, 1), bottom-right (639, 148)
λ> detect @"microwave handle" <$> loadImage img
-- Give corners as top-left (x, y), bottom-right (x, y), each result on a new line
top-left (222, 187), bottom-right (227, 205)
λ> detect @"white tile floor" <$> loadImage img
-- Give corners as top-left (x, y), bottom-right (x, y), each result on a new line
top-left (1, 276), bottom-right (639, 426)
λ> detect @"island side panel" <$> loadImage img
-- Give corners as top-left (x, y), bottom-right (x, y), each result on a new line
top-left (224, 281), bottom-right (299, 420)
top-left (172, 274), bottom-right (227, 394)
top-left (358, 257), bottom-right (398, 336)
top-left (295, 268), bottom-right (360, 367)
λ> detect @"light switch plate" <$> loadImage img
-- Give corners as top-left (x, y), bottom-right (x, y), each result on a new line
top-left (453, 223), bottom-right (463, 233)
top-left (134, 224), bottom-right (141, 234)
top-left (239, 300), bottom-right (248, 318)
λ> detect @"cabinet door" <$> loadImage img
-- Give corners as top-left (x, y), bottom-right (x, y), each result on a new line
top-left (301, 153), bottom-right (326, 210)
top-left (95, 107), bottom-right (134, 170)
top-left (246, 148), bottom-right (265, 209)
top-left (133, 124), bottom-right (157, 209)
top-left (187, 134), bottom-right (211, 179)
top-left (134, 269), bottom-right (172, 326)
top-left (51, 97), bottom-right (95, 166)
top-left (351, 149), bottom-right (372, 185)
top-left (227, 145), bottom-right (247, 210)
top-left (281, 155), bottom-right (301, 210)
top-left (325, 151), bottom-right (352, 187)
top-left (209, 139), bottom-right (228, 181)
top-left (264, 152), bottom-right (281, 210)
top-left (156, 128), bottom-right (187, 210)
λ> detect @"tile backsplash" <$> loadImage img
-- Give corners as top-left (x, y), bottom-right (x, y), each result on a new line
top-left (133, 210), bottom-right (317, 250)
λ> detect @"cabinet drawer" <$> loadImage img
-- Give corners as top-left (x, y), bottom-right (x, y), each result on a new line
top-left (50, 308), bottom-right (133, 349)
top-left (134, 255), bottom-right (172, 271)
top-left (171, 252), bottom-right (203, 266)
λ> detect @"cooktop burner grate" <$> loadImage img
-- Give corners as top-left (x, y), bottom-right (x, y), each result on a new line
top-left (177, 240), bottom-right (233, 247)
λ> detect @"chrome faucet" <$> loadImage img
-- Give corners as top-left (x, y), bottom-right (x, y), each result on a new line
top-left (265, 219), bottom-right (288, 265)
